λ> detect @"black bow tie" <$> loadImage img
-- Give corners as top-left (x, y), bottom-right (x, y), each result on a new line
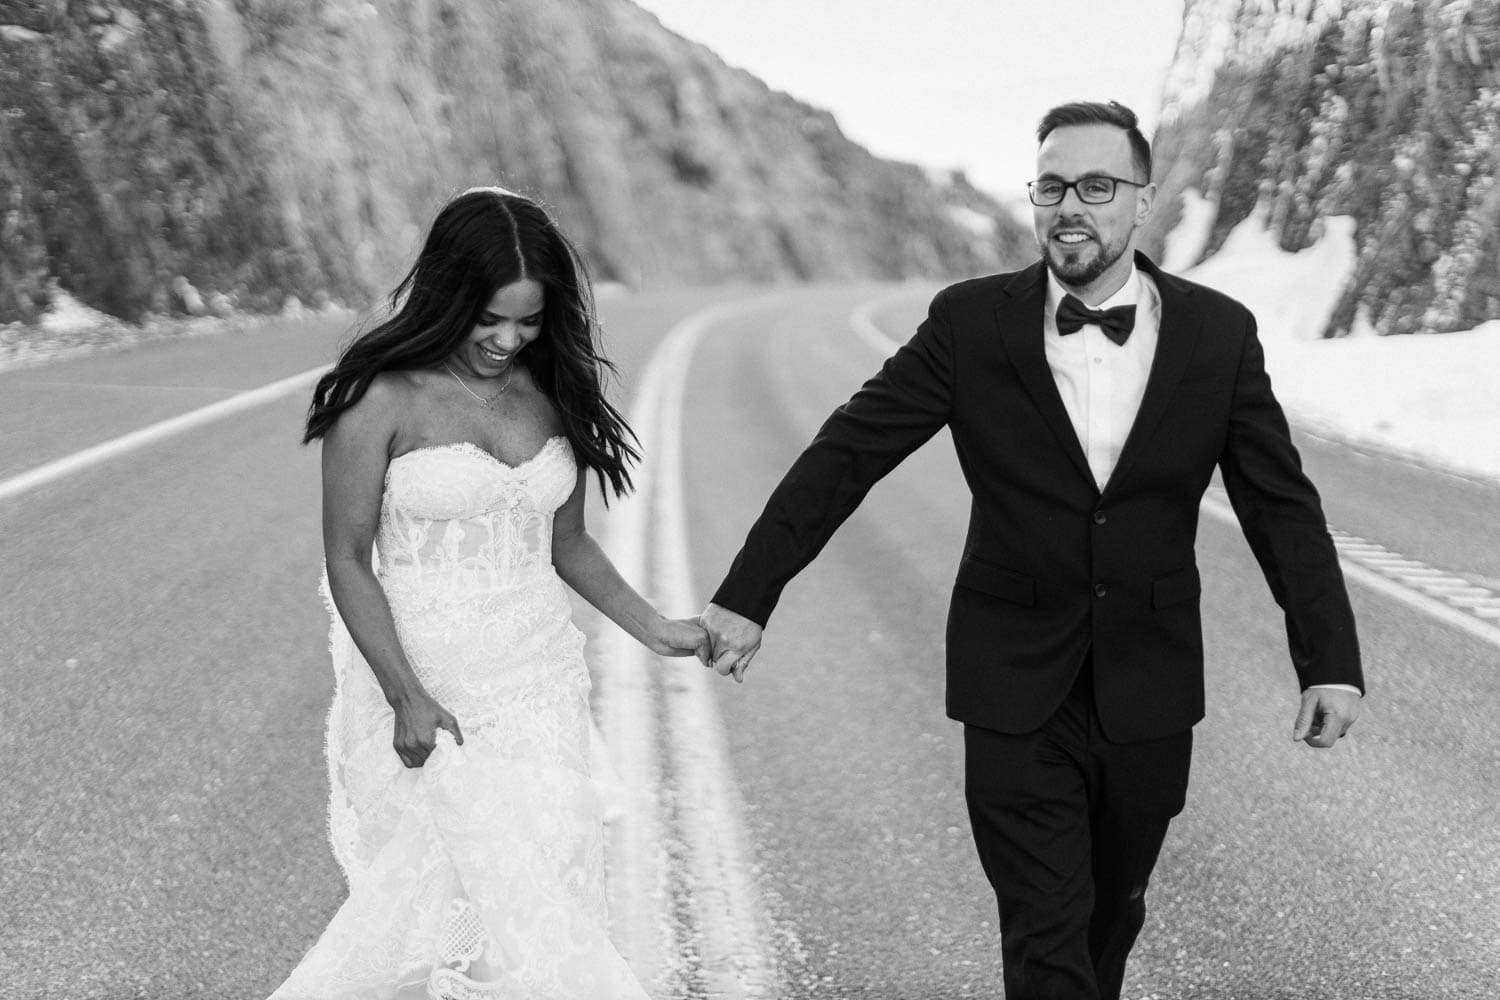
top-left (1055, 293), bottom-right (1136, 346)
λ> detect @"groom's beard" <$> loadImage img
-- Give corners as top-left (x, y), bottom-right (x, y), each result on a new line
top-left (1038, 225), bottom-right (1131, 288)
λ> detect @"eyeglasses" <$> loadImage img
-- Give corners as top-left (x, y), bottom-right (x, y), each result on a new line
top-left (1027, 175), bottom-right (1146, 207)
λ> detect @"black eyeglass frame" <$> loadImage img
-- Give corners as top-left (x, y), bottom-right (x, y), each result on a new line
top-left (1026, 175), bottom-right (1148, 207)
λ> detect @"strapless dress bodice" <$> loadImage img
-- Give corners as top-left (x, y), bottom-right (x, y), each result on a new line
top-left (376, 437), bottom-right (576, 592)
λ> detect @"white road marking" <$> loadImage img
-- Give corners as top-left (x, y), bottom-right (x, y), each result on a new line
top-left (8, 380), bottom-right (244, 392)
top-left (1200, 489), bottom-right (1500, 649)
top-left (597, 298), bottom-right (784, 998)
top-left (593, 379), bottom-right (674, 991)
top-left (0, 364), bottom-right (330, 503)
top-left (851, 294), bottom-right (1500, 652)
top-left (652, 305), bottom-right (785, 998)
top-left (848, 288), bottom-right (926, 358)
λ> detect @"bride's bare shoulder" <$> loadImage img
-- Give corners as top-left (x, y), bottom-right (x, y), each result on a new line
top-left (353, 369), bottom-right (439, 414)
top-left (327, 370), bottom-right (425, 449)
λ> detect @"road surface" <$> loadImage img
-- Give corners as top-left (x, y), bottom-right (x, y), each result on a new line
top-left (1, 285), bottom-right (1495, 999)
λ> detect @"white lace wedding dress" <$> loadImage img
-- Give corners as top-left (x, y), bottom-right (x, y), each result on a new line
top-left (269, 437), bottom-right (649, 1000)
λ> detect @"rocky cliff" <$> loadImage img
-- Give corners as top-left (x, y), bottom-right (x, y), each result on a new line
top-left (0, 0), bottom-right (1032, 324)
top-left (1146, 0), bottom-right (1499, 336)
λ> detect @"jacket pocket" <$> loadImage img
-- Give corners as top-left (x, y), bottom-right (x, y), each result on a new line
top-left (955, 557), bottom-right (1036, 607)
top-left (1152, 566), bottom-right (1201, 608)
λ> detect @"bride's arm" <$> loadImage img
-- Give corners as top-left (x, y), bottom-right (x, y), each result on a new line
top-left (321, 379), bottom-right (461, 766)
top-left (551, 470), bottom-right (709, 661)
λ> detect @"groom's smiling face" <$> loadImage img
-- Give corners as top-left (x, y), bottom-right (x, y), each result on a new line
top-left (1034, 123), bottom-right (1155, 299)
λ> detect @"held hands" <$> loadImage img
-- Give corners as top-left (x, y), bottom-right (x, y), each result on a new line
top-left (700, 603), bottom-right (763, 683)
top-left (392, 691), bottom-right (464, 768)
top-left (1292, 687), bottom-right (1361, 748)
top-left (646, 616), bottom-right (713, 665)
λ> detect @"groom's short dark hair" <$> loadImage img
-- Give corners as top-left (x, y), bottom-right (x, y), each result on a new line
top-left (1036, 101), bottom-right (1152, 182)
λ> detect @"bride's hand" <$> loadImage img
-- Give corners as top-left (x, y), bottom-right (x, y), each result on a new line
top-left (391, 693), bottom-right (464, 768)
top-left (646, 616), bottom-right (712, 666)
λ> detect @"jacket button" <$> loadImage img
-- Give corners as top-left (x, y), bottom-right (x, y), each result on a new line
top-left (1093, 583), bottom-right (1108, 598)
top-left (1092, 510), bottom-right (1107, 525)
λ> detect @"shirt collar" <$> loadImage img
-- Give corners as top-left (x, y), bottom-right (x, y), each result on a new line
top-left (1046, 264), bottom-right (1142, 315)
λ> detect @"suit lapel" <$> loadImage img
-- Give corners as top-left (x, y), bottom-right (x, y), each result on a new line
top-left (1104, 253), bottom-right (1202, 496)
top-left (991, 261), bottom-right (1096, 490)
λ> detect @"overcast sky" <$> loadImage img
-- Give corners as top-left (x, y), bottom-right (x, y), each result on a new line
top-left (631, 0), bottom-right (1187, 201)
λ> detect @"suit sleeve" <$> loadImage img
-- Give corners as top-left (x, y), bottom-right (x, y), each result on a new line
top-left (710, 289), bottom-right (957, 625)
top-left (1218, 312), bottom-right (1364, 693)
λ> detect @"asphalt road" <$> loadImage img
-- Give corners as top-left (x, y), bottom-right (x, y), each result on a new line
top-left (1, 285), bottom-right (1496, 999)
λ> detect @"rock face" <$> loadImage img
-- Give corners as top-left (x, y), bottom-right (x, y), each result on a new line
top-left (0, 0), bottom-right (1032, 324)
top-left (1146, 0), bottom-right (1499, 336)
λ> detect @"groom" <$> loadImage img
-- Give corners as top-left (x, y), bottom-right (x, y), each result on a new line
top-left (700, 100), bottom-right (1364, 999)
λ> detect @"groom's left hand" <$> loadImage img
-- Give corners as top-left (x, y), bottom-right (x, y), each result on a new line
top-left (1292, 687), bottom-right (1361, 748)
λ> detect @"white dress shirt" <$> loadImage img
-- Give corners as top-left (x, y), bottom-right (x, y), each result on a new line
top-left (1042, 265), bottom-right (1359, 698)
top-left (1043, 265), bottom-right (1158, 492)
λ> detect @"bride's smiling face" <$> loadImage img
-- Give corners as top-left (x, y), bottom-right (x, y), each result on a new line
top-left (451, 278), bottom-right (545, 378)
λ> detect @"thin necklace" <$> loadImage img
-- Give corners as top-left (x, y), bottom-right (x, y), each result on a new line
top-left (443, 361), bottom-right (513, 408)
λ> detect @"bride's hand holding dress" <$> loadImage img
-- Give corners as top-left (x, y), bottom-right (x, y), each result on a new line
top-left (389, 690), bottom-right (465, 770)
top-left (319, 375), bottom-right (467, 773)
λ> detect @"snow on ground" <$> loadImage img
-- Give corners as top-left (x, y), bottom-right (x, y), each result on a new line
top-left (37, 288), bottom-right (120, 335)
top-left (1181, 207), bottom-right (1500, 484)
top-left (1161, 188), bottom-right (1218, 274)
top-left (0, 291), bottom-right (352, 375)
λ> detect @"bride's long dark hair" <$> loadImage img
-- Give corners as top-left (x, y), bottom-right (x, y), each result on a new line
top-left (304, 188), bottom-right (639, 499)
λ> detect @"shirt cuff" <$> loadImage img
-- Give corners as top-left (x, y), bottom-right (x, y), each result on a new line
top-left (1308, 683), bottom-right (1362, 696)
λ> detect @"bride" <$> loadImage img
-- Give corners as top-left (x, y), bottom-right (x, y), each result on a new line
top-left (270, 187), bottom-right (706, 999)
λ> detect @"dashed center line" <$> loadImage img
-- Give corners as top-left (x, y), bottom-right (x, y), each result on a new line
top-left (1200, 487), bottom-right (1500, 650)
top-left (1200, 485), bottom-right (1500, 629)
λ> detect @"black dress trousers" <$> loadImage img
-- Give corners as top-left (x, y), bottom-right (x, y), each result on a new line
top-left (964, 653), bottom-right (1193, 1000)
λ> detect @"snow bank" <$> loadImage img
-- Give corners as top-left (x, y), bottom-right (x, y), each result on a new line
top-left (37, 289), bottom-right (118, 335)
top-left (1182, 209), bottom-right (1500, 483)
top-left (1161, 187), bottom-right (1217, 274)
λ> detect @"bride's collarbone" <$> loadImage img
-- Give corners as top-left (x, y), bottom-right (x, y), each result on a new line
top-left (398, 382), bottom-right (561, 467)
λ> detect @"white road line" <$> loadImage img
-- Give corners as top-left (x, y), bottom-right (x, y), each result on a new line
top-left (8, 381), bottom-right (244, 392)
top-left (1201, 488), bottom-right (1500, 650)
top-left (848, 287), bottom-right (926, 358)
top-left (594, 380), bottom-right (674, 991)
top-left (850, 295), bottom-right (1500, 653)
top-left (0, 364), bottom-right (330, 503)
top-left (652, 307), bottom-right (785, 999)
top-left (598, 298), bottom-right (784, 998)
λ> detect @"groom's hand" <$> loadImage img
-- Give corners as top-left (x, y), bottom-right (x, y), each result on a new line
top-left (1292, 687), bottom-right (1361, 748)
top-left (700, 603), bottom-right (763, 683)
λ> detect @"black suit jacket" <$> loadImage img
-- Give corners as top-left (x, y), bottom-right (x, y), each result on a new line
top-left (712, 254), bottom-right (1363, 743)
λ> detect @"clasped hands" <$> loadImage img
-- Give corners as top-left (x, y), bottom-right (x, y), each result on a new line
top-left (697, 602), bottom-right (762, 683)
